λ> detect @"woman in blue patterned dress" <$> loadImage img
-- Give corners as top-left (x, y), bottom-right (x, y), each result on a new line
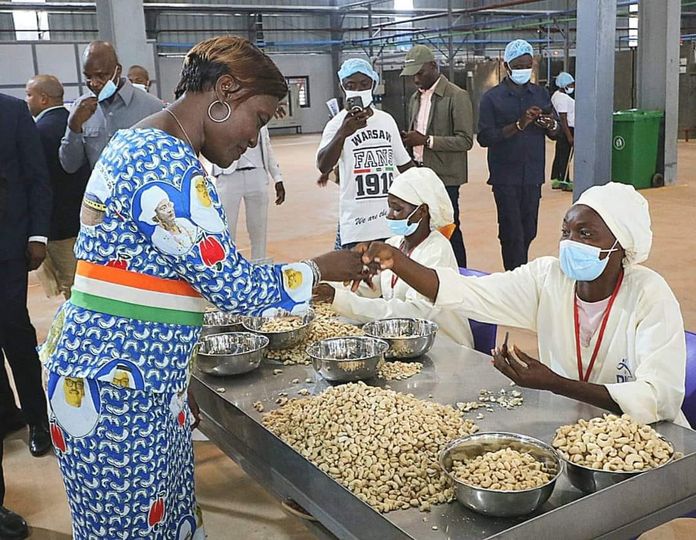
top-left (41, 36), bottom-right (368, 539)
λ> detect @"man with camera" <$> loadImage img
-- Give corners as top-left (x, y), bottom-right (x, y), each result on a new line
top-left (400, 45), bottom-right (473, 269)
top-left (317, 59), bottom-right (413, 250)
top-left (477, 39), bottom-right (560, 271)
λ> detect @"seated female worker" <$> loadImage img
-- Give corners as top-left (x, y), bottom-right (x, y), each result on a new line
top-left (360, 182), bottom-right (688, 426)
top-left (314, 167), bottom-right (474, 347)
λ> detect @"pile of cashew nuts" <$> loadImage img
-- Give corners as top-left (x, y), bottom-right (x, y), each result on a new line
top-left (552, 414), bottom-right (673, 472)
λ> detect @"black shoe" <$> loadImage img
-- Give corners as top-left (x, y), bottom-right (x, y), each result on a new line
top-left (0, 506), bottom-right (28, 539)
top-left (1, 412), bottom-right (26, 439)
top-left (29, 424), bottom-right (51, 457)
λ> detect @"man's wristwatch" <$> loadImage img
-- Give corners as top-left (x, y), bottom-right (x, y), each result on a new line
top-left (427, 135), bottom-right (434, 148)
top-left (515, 120), bottom-right (524, 132)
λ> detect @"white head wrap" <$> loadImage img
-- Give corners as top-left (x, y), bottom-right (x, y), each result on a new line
top-left (574, 182), bottom-right (652, 266)
top-left (139, 185), bottom-right (170, 226)
top-left (388, 167), bottom-right (454, 230)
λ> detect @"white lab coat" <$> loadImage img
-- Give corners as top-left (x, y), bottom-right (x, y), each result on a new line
top-left (332, 231), bottom-right (474, 347)
top-left (435, 257), bottom-right (688, 426)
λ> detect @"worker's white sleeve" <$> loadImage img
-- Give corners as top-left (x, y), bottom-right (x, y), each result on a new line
top-left (434, 259), bottom-right (549, 332)
top-left (333, 285), bottom-right (435, 323)
top-left (605, 297), bottom-right (687, 425)
top-left (317, 113), bottom-right (343, 155)
top-left (263, 129), bottom-right (283, 183)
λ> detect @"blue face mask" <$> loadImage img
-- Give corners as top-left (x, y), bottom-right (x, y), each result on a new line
top-left (559, 239), bottom-right (619, 282)
top-left (387, 206), bottom-right (421, 237)
top-left (93, 68), bottom-right (119, 102)
top-left (509, 68), bottom-right (532, 85)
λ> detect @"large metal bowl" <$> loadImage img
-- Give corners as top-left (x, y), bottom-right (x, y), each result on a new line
top-left (196, 332), bottom-right (268, 376)
top-left (202, 310), bottom-right (244, 336)
top-left (242, 309), bottom-right (315, 350)
top-left (362, 318), bottom-right (438, 360)
top-left (308, 336), bottom-right (389, 383)
top-left (561, 437), bottom-right (674, 494)
top-left (439, 432), bottom-right (562, 518)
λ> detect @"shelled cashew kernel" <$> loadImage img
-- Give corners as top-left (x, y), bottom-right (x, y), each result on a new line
top-left (266, 318), bottom-right (364, 365)
top-left (259, 316), bottom-right (304, 333)
top-left (378, 361), bottom-right (423, 381)
top-left (552, 414), bottom-right (673, 472)
top-left (262, 382), bottom-right (479, 513)
top-left (451, 448), bottom-right (553, 491)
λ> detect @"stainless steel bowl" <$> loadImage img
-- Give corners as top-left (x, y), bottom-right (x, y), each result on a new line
top-left (308, 336), bottom-right (389, 383)
top-left (242, 309), bottom-right (315, 350)
top-left (439, 432), bottom-right (562, 518)
top-left (561, 437), bottom-right (674, 494)
top-left (362, 318), bottom-right (438, 360)
top-left (202, 310), bottom-right (244, 336)
top-left (196, 332), bottom-right (268, 376)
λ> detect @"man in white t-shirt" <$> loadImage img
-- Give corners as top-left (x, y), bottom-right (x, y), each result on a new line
top-left (317, 58), bottom-right (413, 249)
top-left (550, 71), bottom-right (575, 190)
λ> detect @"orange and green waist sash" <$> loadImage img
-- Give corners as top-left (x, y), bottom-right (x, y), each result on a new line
top-left (71, 261), bottom-right (208, 326)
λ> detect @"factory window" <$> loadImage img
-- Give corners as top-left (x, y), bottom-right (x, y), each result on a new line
top-left (285, 76), bottom-right (310, 108)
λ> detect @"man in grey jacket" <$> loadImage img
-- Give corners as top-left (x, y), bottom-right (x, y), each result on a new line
top-left (401, 45), bottom-right (473, 268)
top-left (60, 41), bottom-right (162, 173)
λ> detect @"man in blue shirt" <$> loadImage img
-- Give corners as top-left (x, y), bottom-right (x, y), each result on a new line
top-left (478, 39), bottom-right (559, 270)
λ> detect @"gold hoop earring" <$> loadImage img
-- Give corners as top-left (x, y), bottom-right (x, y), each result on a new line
top-left (207, 100), bottom-right (231, 123)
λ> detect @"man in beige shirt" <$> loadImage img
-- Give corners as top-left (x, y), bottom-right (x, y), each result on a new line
top-left (401, 45), bottom-right (473, 268)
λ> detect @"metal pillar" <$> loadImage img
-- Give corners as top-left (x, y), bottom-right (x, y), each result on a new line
top-left (368, 4), bottom-right (374, 60)
top-left (95, 0), bottom-right (151, 72)
top-left (637, 0), bottom-right (681, 185)
top-left (563, 0), bottom-right (570, 72)
top-left (573, 0), bottom-right (617, 199)
top-left (330, 1), bottom-right (343, 99)
top-left (447, 0), bottom-right (454, 80)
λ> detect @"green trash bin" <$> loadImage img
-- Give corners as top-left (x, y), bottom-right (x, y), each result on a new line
top-left (611, 109), bottom-right (663, 189)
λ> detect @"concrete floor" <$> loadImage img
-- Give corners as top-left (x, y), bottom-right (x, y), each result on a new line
top-left (4, 135), bottom-right (696, 539)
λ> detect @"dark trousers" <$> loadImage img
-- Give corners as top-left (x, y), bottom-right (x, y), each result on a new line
top-left (551, 127), bottom-right (574, 181)
top-left (0, 259), bottom-right (47, 427)
top-left (1, 440), bottom-right (4, 504)
top-left (492, 184), bottom-right (541, 271)
top-left (445, 186), bottom-right (467, 268)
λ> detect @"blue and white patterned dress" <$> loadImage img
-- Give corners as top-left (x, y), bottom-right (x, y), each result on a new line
top-left (41, 128), bottom-right (314, 539)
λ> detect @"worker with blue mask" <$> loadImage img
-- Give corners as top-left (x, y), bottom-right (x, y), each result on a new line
top-left (477, 39), bottom-right (560, 271)
top-left (317, 58), bottom-right (414, 250)
top-left (551, 71), bottom-right (576, 190)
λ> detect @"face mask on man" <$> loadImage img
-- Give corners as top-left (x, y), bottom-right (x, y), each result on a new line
top-left (132, 83), bottom-right (149, 93)
top-left (565, 87), bottom-right (575, 95)
top-left (343, 87), bottom-right (373, 109)
top-left (508, 68), bottom-right (532, 86)
top-left (387, 206), bottom-right (421, 237)
top-left (93, 67), bottom-right (119, 102)
top-left (559, 239), bottom-right (620, 282)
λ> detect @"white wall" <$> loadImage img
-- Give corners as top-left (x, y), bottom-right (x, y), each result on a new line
top-left (157, 52), bottom-right (335, 134)
top-left (0, 41), bottom-right (159, 103)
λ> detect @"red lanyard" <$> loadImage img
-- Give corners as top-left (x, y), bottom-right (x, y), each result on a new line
top-left (573, 271), bottom-right (624, 382)
top-left (390, 242), bottom-right (417, 289)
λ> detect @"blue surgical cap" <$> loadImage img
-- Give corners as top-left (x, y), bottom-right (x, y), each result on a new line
top-left (556, 72), bottom-right (575, 88)
top-left (504, 39), bottom-right (534, 63)
top-left (338, 58), bottom-right (379, 85)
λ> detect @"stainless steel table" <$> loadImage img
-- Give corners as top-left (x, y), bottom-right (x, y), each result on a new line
top-left (192, 338), bottom-right (696, 540)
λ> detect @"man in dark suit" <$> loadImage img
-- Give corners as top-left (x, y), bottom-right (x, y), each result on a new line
top-left (26, 75), bottom-right (90, 299)
top-left (0, 92), bottom-right (52, 458)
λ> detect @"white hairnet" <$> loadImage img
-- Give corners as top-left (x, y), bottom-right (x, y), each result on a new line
top-left (556, 71), bottom-right (574, 88)
top-left (139, 185), bottom-right (170, 225)
top-left (574, 182), bottom-right (652, 266)
top-left (338, 58), bottom-right (379, 85)
top-left (388, 167), bottom-right (454, 231)
top-left (504, 39), bottom-right (534, 63)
